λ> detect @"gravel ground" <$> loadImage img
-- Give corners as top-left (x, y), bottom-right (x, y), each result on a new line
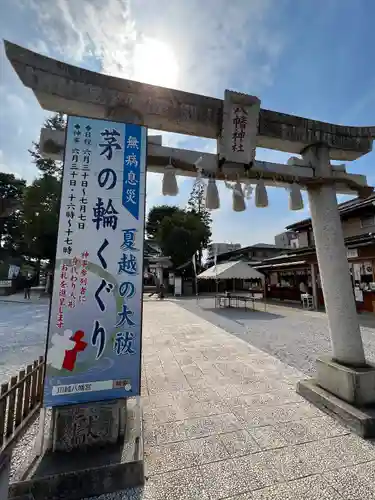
top-left (0, 301), bottom-right (48, 384)
top-left (9, 410), bottom-right (52, 482)
top-left (81, 489), bottom-right (144, 500)
top-left (9, 416), bottom-right (40, 480)
top-left (0, 301), bottom-right (49, 481)
top-left (9, 409), bottom-right (52, 481)
top-left (174, 296), bottom-right (375, 376)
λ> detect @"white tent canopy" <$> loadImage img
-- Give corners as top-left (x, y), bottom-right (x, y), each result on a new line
top-left (198, 261), bottom-right (264, 281)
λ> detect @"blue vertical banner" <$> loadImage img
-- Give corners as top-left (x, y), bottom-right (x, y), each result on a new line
top-left (43, 117), bottom-right (147, 407)
top-left (123, 124), bottom-right (142, 219)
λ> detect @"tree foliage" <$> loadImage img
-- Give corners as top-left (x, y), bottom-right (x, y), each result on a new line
top-left (28, 113), bottom-right (65, 178)
top-left (147, 205), bottom-right (211, 268)
top-left (23, 112), bottom-right (66, 262)
top-left (187, 180), bottom-right (212, 263)
top-left (187, 180), bottom-right (211, 227)
top-left (0, 173), bottom-right (26, 256)
top-left (22, 175), bottom-right (61, 261)
top-left (0, 173), bottom-right (25, 214)
top-left (145, 205), bottom-right (180, 239)
top-left (0, 113), bottom-right (66, 266)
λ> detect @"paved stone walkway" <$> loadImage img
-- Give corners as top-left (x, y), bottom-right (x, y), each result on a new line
top-left (0, 289), bottom-right (49, 304)
top-left (99, 299), bottom-right (375, 500)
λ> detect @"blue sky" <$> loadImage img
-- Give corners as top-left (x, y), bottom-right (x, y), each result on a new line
top-left (0, 0), bottom-right (374, 246)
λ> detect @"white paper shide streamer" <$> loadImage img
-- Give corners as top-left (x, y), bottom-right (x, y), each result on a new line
top-left (162, 161), bottom-right (178, 196)
top-left (205, 178), bottom-right (220, 210)
top-left (243, 181), bottom-right (253, 200)
top-left (159, 153), bottom-right (307, 212)
top-left (255, 179), bottom-right (268, 208)
top-left (232, 181), bottom-right (246, 212)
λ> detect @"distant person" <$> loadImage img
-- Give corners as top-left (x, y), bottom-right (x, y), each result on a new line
top-left (299, 280), bottom-right (307, 303)
top-left (24, 274), bottom-right (32, 300)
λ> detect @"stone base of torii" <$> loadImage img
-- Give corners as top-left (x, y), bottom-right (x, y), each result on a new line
top-left (3, 40), bottom-right (375, 499)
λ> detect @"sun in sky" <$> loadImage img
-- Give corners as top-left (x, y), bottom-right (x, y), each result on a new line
top-left (133, 37), bottom-right (179, 89)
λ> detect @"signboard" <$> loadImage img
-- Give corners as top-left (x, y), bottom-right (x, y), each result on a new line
top-left (218, 90), bottom-right (260, 165)
top-left (8, 264), bottom-right (20, 279)
top-left (43, 116), bottom-right (146, 407)
top-left (0, 280), bottom-right (12, 288)
top-left (346, 248), bottom-right (358, 259)
top-left (354, 287), bottom-right (364, 302)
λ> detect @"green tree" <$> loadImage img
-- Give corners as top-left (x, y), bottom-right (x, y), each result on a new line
top-left (22, 175), bottom-right (61, 262)
top-left (0, 173), bottom-right (26, 256)
top-left (145, 205), bottom-right (180, 239)
top-left (23, 113), bottom-right (66, 265)
top-left (28, 112), bottom-right (65, 178)
top-left (0, 173), bottom-right (25, 216)
top-left (155, 209), bottom-right (210, 268)
top-left (187, 179), bottom-right (212, 264)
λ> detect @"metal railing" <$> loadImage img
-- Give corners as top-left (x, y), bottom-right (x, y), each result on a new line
top-left (0, 357), bottom-right (45, 455)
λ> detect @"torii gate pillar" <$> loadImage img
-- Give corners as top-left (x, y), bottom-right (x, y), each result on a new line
top-left (298, 144), bottom-right (375, 436)
top-left (304, 145), bottom-right (365, 367)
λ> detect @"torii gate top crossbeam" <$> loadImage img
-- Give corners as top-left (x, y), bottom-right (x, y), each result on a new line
top-left (4, 41), bottom-right (375, 161)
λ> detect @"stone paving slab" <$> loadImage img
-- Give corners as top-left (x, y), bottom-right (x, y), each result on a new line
top-left (87, 299), bottom-right (375, 499)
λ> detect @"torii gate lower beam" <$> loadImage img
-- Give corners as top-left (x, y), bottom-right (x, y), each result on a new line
top-left (39, 127), bottom-right (372, 196)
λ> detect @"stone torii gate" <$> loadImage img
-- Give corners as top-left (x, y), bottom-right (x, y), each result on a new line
top-left (3, 39), bottom-right (375, 496)
top-left (5, 38), bottom-right (375, 413)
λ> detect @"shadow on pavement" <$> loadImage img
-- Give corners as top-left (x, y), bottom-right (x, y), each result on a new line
top-left (202, 307), bottom-right (285, 325)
